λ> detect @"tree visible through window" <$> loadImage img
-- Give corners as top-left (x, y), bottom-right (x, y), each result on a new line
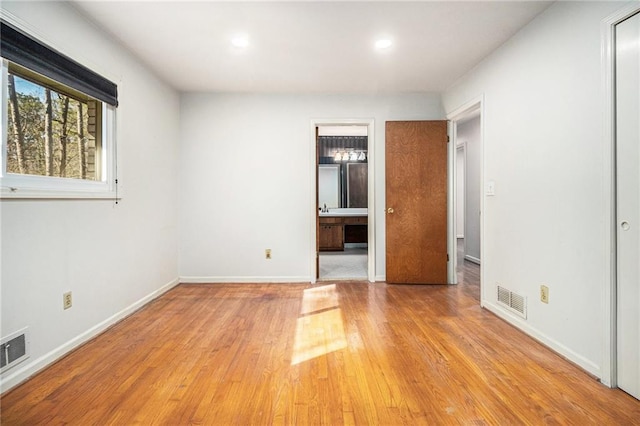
top-left (6, 67), bottom-right (101, 181)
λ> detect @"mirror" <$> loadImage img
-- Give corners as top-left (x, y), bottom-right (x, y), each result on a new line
top-left (319, 164), bottom-right (341, 208)
top-left (317, 133), bottom-right (368, 210)
top-left (347, 163), bottom-right (367, 208)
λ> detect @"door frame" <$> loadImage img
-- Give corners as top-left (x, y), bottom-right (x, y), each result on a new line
top-left (447, 96), bottom-right (485, 297)
top-left (601, 3), bottom-right (640, 389)
top-left (309, 118), bottom-right (375, 283)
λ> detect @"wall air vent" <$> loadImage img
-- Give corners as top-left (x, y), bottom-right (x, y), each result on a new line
top-left (496, 285), bottom-right (527, 319)
top-left (1, 328), bottom-right (29, 373)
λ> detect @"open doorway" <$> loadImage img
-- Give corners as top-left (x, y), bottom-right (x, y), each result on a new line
top-left (317, 125), bottom-right (368, 280)
top-left (309, 118), bottom-right (376, 283)
top-left (457, 112), bottom-right (481, 267)
top-left (456, 143), bottom-right (466, 264)
top-left (449, 101), bottom-right (483, 301)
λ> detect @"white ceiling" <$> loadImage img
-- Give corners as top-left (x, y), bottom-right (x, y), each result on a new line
top-left (72, 1), bottom-right (553, 94)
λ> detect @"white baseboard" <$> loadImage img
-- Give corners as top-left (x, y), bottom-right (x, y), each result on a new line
top-left (0, 277), bottom-right (180, 394)
top-left (180, 276), bottom-right (310, 284)
top-left (482, 300), bottom-right (600, 378)
top-left (464, 254), bottom-right (481, 265)
top-left (375, 275), bottom-right (386, 282)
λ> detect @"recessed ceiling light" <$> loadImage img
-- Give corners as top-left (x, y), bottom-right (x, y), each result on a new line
top-left (231, 35), bottom-right (249, 48)
top-left (375, 39), bottom-right (392, 50)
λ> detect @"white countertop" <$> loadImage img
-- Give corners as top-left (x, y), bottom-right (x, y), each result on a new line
top-left (319, 208), bottom-right (368, 217)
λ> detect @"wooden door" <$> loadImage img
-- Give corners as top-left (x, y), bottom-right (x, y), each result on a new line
top-left (386, 121), bottom-right (448, 284)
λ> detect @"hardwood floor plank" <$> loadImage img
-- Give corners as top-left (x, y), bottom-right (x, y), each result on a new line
top-left (2, 266), bottom-right (640, 425)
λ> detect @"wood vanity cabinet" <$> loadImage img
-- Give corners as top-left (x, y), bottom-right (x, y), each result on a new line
top-left (344, 216), bottom-right (368, 244)
top-left (343, 216), bottom-right (368, 225)
top-left (319, 217), bottom-right (343, 251)
top-left (319, 216), bottom-right (368, 251)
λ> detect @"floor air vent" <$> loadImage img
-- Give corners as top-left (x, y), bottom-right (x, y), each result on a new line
top-left (497, 285), bottom-right (527, 319)
top-left (1, 328), bottom-right (29, 373)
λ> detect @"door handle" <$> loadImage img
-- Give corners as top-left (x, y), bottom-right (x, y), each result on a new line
top-left (621, 221), bottom-right (631, 231)
top-left (387, 207), bottom-right (394, 214)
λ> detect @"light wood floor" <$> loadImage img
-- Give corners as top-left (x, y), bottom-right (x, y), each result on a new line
top-left (2, 262), bottom-right (639, 424)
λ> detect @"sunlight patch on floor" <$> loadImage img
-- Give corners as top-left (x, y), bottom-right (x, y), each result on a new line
top-left (300, 284), bottom-right (339, 315)
top-left (291, 284), bottom-right (347, 365)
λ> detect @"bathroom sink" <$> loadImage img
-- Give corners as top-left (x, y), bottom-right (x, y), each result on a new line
top-left (319, 208), bottom-right (367, 217)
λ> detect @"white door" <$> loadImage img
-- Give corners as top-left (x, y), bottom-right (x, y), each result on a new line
top-left (616, 11), bottom-right (640, 400)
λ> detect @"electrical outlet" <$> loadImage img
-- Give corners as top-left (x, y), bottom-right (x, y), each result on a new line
top-left (540, 285), bottom-right (549, 304)
top-left (265, 249), bottom-right (272, 260)
top-left (63, 291), bottom-right (73, 310)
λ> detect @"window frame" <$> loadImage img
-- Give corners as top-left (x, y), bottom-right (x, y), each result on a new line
top-left (0, 27), bottom-right (118, 200)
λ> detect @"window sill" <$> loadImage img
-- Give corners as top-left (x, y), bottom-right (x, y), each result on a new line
top-left (1, 175), bottom-right (118, 200)
top-left (1, 187), bottom-right (118, 200)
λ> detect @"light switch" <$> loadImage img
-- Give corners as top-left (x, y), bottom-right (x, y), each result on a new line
top-left (485, 181), bottom-right (495, 196)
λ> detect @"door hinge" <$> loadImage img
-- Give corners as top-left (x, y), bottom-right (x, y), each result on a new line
top-left (447, 253), bottom-right (449, 261)
top-left (447, 135), bottom-right (450, 143)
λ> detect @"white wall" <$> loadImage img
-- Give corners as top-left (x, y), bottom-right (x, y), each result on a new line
top-left (0, 2), bottom-right (180, 391)
top-left (443, 1), bottom-right (628, 379)
top-left (458, 117), bottom-right (481, 262)
top-left (179, 94), bottom-right (444, 281)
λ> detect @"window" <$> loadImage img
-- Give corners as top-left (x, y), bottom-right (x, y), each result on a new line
top-left (6, 63), bottom-right (103, 181)
top-left (0, 20), bottom-right (118, 198)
